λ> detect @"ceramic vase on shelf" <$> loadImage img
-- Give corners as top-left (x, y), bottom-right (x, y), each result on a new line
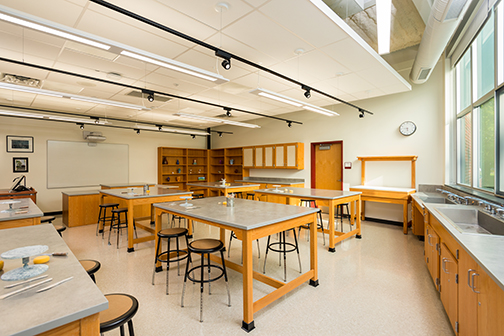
top-left (166, 177), bottom-right (170, 182)
top-left (162, 157), bottom-right (168, 164)
top-left (230, 159), bottom-right (234, 165)
top-left (176, 159), bottom-right (179, 165)
top-left (193, 159), bottom-right (197, 165)
top-left (177, 168), bottom-right (181, 174)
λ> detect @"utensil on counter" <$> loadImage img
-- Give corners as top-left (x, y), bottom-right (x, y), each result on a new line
top-left (0, 278), bottom-right (53, 299)
top-left (38, 252), bottom-right (68, 257)
top-left (36, 276), bottom-right (73, 293)
top-left (4, 275), bottom-right (49, 289)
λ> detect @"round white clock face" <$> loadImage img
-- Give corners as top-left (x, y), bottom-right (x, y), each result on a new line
top-left (399, 121), bottom-right (416, 136)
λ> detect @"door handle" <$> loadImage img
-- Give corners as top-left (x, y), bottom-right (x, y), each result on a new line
top-left (467, 269), bottom-right (476, 288)
top-left (337, 179), bottom-right (342, 182)
top-left (442, 257), bottom-right (449, 273)
top-left (471, 272), bottom-right (480, 293)
top-left (427, 234), bottom-right (432, 246)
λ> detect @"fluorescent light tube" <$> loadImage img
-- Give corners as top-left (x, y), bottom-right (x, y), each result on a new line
top-left (48, 115), bottom-right (108, 124)
top-left (377, 0), bottom-right (392, 54)
top-left (0, 82), bottom-right (63, 98)
top-left (70, 96), bottom-right (144, 110)
top-left (0, 110), bottom-right (45, 118)
top-left (136, 125), bottom-right (209, 135)
top-left (302, 105), bottom-right (337, 116)
top-left (258, 91), bottom-right (303, 107)
top-left (174, 112), bottom-right (261, 128)
top-left (121, 50), bottom-right (228, 83)
top-left (0, 13), bottom-right (110, 50)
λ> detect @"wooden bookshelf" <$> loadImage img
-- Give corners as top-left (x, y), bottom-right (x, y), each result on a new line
top-left (209, 149), bottom-right (225, 183)
top-left (224, 147), bottom-right (243, 183)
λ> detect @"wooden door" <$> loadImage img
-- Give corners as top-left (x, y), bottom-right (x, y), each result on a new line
top-left (458, 248), bottom-right (478, 336)
top-left (440, 243), bottom-right (458, 333)
top-left (311, 141), bottom-right (342, 190)
top-left (478, 266), bottom-right (504, 335)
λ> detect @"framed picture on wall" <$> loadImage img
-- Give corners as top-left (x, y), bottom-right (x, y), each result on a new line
top-left (13, 157), bottom-right (29, 173)
top-left (7, 136), bottom-right (34, 153)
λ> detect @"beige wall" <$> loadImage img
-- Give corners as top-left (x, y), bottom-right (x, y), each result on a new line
top-left (0, 117), bottom-right (206, 212)
top-left (212, 63), bottom-right (445, 221)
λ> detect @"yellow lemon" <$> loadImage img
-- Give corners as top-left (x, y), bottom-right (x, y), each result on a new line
top-left (33, 256), bottom-right (50, 264)
top-left (0, 260), bottom-right (4, 271)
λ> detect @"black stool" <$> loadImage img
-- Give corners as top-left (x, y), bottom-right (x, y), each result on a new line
top-left (228, 231), bottom-right (260, 261)
top-left (232, 192), bottom-right (243, 199)
top-left (97, 203), bottom-right (119, 237)
top-left (193, 193), bottom-right (204, 199)
top-left (335, 203), bottom-right (352, 232)
top-left (298, 199), bottom-right (325, 246)
top-left (152, 228), bottom-right (190, 295)
top-left (41, 216), bottom-right (56, 224)
top-left (79, 259), bottom-right (101, 283)
top-left (100, 293), bottom-right (138, 336)
top-left (170, 214), bottom-right (187, 228)
top-left (181, 239), bottom-right (231, 322)
top-left (245, 193), bottom-right (255, 200)
top-left (263, 228), bottom-right (302, 282)
top-left (108, 208), bottom-right (136, 249)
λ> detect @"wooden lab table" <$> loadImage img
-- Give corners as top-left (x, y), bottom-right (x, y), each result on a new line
top-left (349, 185), bottom-right (416, 234)
top-left (186, 182), bottom-right (260, 197)
top-left (0, 188), bottom-right (37, 203)
top-left (254, 187), bottom-right (362, 252)
top-left (99, 187), bottom-right (192, 252)
top-left (0, 198), bottom-right (43, 230)
top-left (0, 224), bottom-right (107, 336)
top-left (154, 197), bottom-right (319, 332)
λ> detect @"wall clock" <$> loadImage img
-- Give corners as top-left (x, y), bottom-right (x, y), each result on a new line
top-left (399, 121), bottom-right (416, 136)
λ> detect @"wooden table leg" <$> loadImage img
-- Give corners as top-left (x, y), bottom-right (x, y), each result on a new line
top-left (403, 200), bottom-right (408, 235)
top-left (241, 230), bottom-right (255, 332)
top-left (361, 200), bottom-right (366, 221)
top-left (220, 228), bottom-right (226, 246)
top-left (356, 197), bottom-right (362, 238)
top-left (328, 200), bottom-right (336, 252)
top-left (127, 199), bottom-right (135, 252)
top-left (187, 219), bottom-right (193, 238)
top-left (350, 201), bottom-right (355, 225)
top-left (309, 212), bottom-right (319, 286)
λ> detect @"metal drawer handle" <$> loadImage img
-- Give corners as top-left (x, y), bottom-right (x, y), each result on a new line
top-left (442, 257), bottom-right (449, 273)
top-left (471, 272), bottom-right (480, 293)
top-left (428, 234), bottom-right (432, 246)
top-left (467, 269), bottom-right (476, 288)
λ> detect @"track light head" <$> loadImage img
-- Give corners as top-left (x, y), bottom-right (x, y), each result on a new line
top-left (302, 85), bottom-right (311, 99)
top-left (191, 134), bottom-right (196, 139)
top-left (142, 89), bottom-right (155, 102)
top-left (287, 121), bottom-right (292, 128)
top-left (215, 49), bottom-right (232, 70)
top-left (358, 109), bottom-right (365, 118)
top-left (135, 129), bottom-right (140, 134)
top-left (77, 123), bottom-right (84, 130)
top-left (147, 94), bottom-right (154, 102)
top-left (218, 132), bottom-right (223, 137)
top-left (221, 59), bottom-right (231, 70)
top-left (223, 107), bottom-right (232, 117)
top-left (90, 116), bottom-right (100, 124)
top-left (157, 125), bottom-right (162, 131)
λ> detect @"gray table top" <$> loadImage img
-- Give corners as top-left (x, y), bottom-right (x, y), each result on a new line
top-left (154, 196), bottom-right (319, 231)
top-left (100, 182), bottom-right (156, 188)
top-left (422, 198), bottom-right (504, 292)
top-left (100, 187), bottom-right (192, 200)
top-left (255, 187), bottom-right (361, 200)
top-left (0, 224), bottom-right (108, 336)
top-left (350, 185), bottom-right (416, 192)
top-left (186, 182), bottom-right (260, 189)
top-left (61, 190), bottom-right (100, 196)
top-left (0, 198), bottom-right (43, 222)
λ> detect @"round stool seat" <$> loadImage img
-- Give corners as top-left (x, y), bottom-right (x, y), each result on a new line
top-left (100, 203), bottom-right (119, 208)
top-left (55, 225), bottom-right (66, 235)
top-left (80, 259), bottom-right (101, 275)
top-left (189, 239), bottom-right (223, 253)
top-left (100, 293), bottom-right (138, 333)
top-left (158, 227), bottom-right (188, 238)
top-left (41, 216), bottom-right (56, 223)
top-left (112, 207), bottom-right (128, 214)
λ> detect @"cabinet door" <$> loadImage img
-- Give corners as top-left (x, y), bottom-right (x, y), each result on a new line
top-left (458, 248), bottom-right (479, 336)
top-left (255, 146), bottom-right (264, 168)
top-left (243, 147), bottom-right (254, 168)
top-left (425, 225), bottom-right (440, 289)
top-left (286, 144), bottom-right (297, 168)
top-left (264, 145), bottom-right (275, 168)
top-left (276, 145), bottom-right (285, 167)
top-left (440, 243), bottom-right (458, 333)
top-left (477, 266), bottom-right (504, 335)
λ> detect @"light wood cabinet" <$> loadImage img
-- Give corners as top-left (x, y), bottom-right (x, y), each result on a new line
top-left (241, 142), bottom-right (304, 170)
top-left (412, 198), bottom-right (425, 236)
top-left (477, 266), bottom-right (504, 335)
top-left (440, 243), bottom-right (458, 332)
top-left (275, 145), bottom-right (284, 167)
top-left (243, 147), bottom-right (254, 168)
top-left (458, 248), bottom-right (479, 336)
top-left (425, 224), bottom-right (440, 290)
top-left (264, 145), bottom-right (275, 168)
top-left (254, 146), bottom-right (264, 168)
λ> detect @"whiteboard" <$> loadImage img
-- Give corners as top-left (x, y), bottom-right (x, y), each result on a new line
top-left (47, 140), bottom-right (129, 188)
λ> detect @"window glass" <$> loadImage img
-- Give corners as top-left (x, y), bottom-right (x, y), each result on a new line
top-left (498, 89), bottom-right (504, 194)
top-left (457, 112), bottom-right (472, 185)
top-left (474, 98), bottom-right (495, 191)
top-left (456, 52), bottom-right (471, 112)
top-left (472, 12), bottom-right (494, 102)
top-left (497, 2), bottom-right (503, 85)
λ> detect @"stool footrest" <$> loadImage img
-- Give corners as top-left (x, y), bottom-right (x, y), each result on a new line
top-left (186, 264), bottom-right (226, 284)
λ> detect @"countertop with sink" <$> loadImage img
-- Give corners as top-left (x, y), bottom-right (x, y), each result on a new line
top-left (412, 191), bottom-right (504, 291)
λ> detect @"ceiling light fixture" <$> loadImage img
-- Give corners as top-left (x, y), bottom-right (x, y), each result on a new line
top-left (135, 128), bottom-right (140, 134)
top-left (174, 112), bottom-right (261, 129)
top-left (157, 125), bottom-right (162, 131)
top-left (0, 110), bottom-right (45, 118)
top-left (218, 132), bottom-right (223, 137)
top-left (142, 89), bottom-right (155, 102)
top-left (0, 82), bottom-right (63, 98)
top-left (77, 123), bottom-right (84, 130)
top-left (216, 49), bottom-right (232, 70)
top-left (133, 125), bottom-right (209, 135)
top-left (224, 107), bottom-right (232, 117)
top-left (120, 50), bottom-right (228, 83)
top-left (287, 121), bottom-right (292, 128)
top-left (359, 109), bottom-right (365, 118)
top-left (191, 134), bottom-right (196, 139)
top-left (377, 0), bottom-right (392, 54)
top-left (302, 85), bottom-right (311, 99)
top-left (48, 115), bottom-right (108, 124)
top-left (250, 88), bottom-right (339, 116)
top-left (69, 96), bottom-right (146, 110)
top-left (0, 9), bottom-right (110, 50)
top-left (147, 94), bottom-right (154, 102)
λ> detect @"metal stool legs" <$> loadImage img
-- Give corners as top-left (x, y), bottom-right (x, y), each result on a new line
top-left (228, 231), bottom-right (261, 261)
top-left (262, 228), bottom-right (302, 282)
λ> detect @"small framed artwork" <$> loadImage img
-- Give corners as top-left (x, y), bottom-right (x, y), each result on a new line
top-left (13, 157), bottom-right (29, 173)
top-left (7, 136), bottom-right (34, 153)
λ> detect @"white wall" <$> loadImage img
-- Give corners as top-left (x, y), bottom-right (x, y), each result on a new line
top-left (0, 117), bottom-right (206, 212)
top-left (212, 63), bottom-right (445, 221)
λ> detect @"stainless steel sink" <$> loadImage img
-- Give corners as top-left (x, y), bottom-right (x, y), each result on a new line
top-left (437, 208), bottom-right (504, 236)
top-left (420, 196), bottom-right (453, 204)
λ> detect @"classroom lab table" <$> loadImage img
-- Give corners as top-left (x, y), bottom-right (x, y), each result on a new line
top-left (254, 187), bottom-right (362, 252)
top-left (349, 185), bottom-right (415, 234)
top-left (0, 224), bottom-right (108, 336)
top-left (186, 182), bottom-right (260, 197)
top-left (153, 197), bottom-right (319, 332)
top-left (99, 187), bottom-right (192, 252)
top-left (0, 198), bottom-right (43, 230)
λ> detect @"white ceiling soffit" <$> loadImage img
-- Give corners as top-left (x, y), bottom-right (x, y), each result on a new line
top-left (0, 0), bottom-right (412, 128)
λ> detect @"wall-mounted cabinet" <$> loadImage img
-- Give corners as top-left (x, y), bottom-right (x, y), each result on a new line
top-left (242, 142), bottom-right (304, 170)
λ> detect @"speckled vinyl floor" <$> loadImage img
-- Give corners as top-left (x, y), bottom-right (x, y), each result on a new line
top-left (56, 214), bottom-right (454, 336)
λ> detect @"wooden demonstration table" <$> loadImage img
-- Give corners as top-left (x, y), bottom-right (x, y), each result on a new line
top-left (100, 187), bottom-right (192, 252)
top-left (186, 182), bottom-right (260, 197)
top-left (0, 187), bottom-right (37, 203)
top-left (154, 197), bottom-right (319, 332)
top-left (254, 187), bottom-right (362, 252)
top-left (0, 198), bottom-right (42, 230)
top-left (0, 224), bottom-right (107, 336)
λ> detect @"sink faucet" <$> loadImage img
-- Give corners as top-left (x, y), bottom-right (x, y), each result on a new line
top-left (496, 208), bottom-right (504, 219)
top-left (464, 196), bottom-right (480, 205)
top-left (437, 189), bottom-right (450, 195)
top-left (479, 200), bottom-right (499, 215)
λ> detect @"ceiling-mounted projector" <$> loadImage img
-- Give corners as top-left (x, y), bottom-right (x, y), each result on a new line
top-left (83, 131), bottom-right (106, 142)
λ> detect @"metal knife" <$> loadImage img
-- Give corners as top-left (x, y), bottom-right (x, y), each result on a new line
top-left (36, 276), bottom-right (73, 293)
top-left (4, 275), bottom-right (49, 289)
